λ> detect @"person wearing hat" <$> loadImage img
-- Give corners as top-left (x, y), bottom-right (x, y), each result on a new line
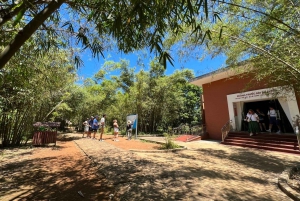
top-left (126, 120), bottom-right (133, 140)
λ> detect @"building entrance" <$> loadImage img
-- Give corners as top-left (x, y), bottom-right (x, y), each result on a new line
top-left (241, 99), bottom-right (294, 133)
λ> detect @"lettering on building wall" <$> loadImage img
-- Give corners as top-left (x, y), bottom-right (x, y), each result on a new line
top-left (234, 90), bottom-right (269, 100)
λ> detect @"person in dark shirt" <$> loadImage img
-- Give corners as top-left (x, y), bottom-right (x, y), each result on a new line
top-left (92, 115), bottom-right (99, 139)
top-left (87, 116), bottom-right (94, 138)
top-left (256, 109), bottom-right (267, 132)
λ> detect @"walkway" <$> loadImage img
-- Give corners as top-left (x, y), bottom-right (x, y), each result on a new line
top-left (0, 136), bottom-right (114, 201)
top-left (73, 134), bottom-right (300, 201)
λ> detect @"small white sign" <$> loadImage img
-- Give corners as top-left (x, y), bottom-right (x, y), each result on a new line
top-left (234, 89), bottom-right (270, 100)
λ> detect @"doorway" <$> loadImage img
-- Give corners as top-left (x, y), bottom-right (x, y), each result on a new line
top-left (241, 99), bottom-right (294, 133)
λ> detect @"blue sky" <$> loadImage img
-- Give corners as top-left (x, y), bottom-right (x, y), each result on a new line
top-left (76, 49), bottom-right (227, 82)
top-left (58, 4), bottom-right (227, 82)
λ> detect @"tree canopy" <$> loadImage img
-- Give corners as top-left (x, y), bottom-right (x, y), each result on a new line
top-left (65, 59), bottom-right (202, 134)
top-left (164, 0), bottom-right (300, 92)
top-left (0, 0), bottom-right (215, 69)
top-left (0, 45), bottom-right (76, 146)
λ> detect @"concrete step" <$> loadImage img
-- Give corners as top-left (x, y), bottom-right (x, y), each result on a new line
top-left (229, 132), bottom-right (296, 138)
top-left (222, 141), bottom-right (300, 155)
top-left (224, 138), bottom-right (299, 150)
top-left (226, 136), bottom-right (298, 143)
top-left (227, 134), bottom-right (297, 142)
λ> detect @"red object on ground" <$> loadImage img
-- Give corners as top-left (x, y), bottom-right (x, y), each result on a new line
top-left (32, 131), bottom-right (57, 145)
top-left (175, 135), bottom-right (197, 142)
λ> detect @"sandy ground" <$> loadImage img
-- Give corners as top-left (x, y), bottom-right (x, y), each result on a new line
top-left (99, 134), bottom-right (162, 150)
top-left (72, 134), bottom-right (300, 200)
top-left (1, 133), bottom-right (300, 200)
top-left (0, 135), bottom-right (114, 201)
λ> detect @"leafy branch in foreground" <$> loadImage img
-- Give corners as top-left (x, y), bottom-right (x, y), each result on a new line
top-left (165, 0), bottom-right (300, 92)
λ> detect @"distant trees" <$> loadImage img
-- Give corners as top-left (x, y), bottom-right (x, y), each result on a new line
top-left (60, 59), bottom-right (202, 134)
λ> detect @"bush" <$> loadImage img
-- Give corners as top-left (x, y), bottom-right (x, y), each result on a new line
top-left (161, 133), bottom-right (180, 149)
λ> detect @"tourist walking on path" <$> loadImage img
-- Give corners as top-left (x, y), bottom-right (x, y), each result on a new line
top-left (256, 109), bottom-right (267, 132)
top-left (245, 109), bottom-right (260, 136)
top-left (88, 116), bottom-right (94, 138)
top-left (113, 119), bottom-right (119, 141)
top-left (266, 106), bottom-right (281, 134)
top-left (126, 120), bottom-right (133, 140)
top-left (99, 114), bottom-right (106, 141)
top-left (82, 118), bottom-right (89, 138)
top-left (92, 116), bottom-right (99, 139)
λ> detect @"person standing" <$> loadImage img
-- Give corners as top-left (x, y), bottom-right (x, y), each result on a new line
top-left (266, 106), bottom-right (281, 134)
top-left (245, 109), bottom-right (260, 136)
top-left (99, 114), bottom-right (106, 141)
top-left (92, 115), bottom-right (99, 139)
top-left (87, 116), bottom-right (94, 138)
top-left (82, 118), bottom-right (89, 138)
top-left (126, 120), bottom-right (133, 140)
top-left (113, 119), bottom-right (119, 141)
top-left (256, 109), bottom-right (267, 132)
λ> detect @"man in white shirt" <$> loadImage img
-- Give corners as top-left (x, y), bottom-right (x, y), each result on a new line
top-left (266, 106), bottom-right (281, 134)
top-left (99, 114), bottom-right (106, 141)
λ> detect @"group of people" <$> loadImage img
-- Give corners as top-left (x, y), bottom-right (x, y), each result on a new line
top-left (245, 106), bottom-right (281, 136)
top-left (82, 114), bottom-right (106, 141)
top-left (82, 114), bottom-right (134, 141)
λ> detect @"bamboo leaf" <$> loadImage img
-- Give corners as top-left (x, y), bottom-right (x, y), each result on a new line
top-left (219, 26), bottom-right (223, 40)
top-left (204, 0), bottom-right (208, 19)
top-left (13, 7), bottom-right (26, 26)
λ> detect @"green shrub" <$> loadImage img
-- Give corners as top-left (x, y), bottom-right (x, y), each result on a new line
top-left (161, 133), bottom-right (180, 149)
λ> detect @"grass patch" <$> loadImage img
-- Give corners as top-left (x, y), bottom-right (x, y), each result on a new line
top-left (160, 133), bottom-right (181, 149)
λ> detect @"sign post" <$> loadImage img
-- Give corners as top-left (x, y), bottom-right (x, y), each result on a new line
top-left (126, 114), bottom-right (138, 139)
top-left (135, 114), bottom-right (138, 139)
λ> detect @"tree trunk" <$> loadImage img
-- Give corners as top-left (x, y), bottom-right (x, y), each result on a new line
top-left (0, 0), bottom-right (65, 69)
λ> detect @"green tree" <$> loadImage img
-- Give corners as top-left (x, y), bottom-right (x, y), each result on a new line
top-left (0, 47), bottom-right (76, 147)
top-left (61, 59), bottom-right (202, 134)
top-left (0, 0), bottom-right (215, 69)
top-left (165, 0), bottom-right (300, 92)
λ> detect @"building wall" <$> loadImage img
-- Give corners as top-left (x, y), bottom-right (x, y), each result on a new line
top-left (202, 76), bottom-right (300, 140)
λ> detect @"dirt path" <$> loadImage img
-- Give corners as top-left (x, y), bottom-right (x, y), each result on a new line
top-left (100, 134), bottom-right (162, 150)
top-left (0, 137), bottom-right (114, 201)
top-left (74, 134), bottom-right (300, 201)
top-left (1, 133), bottom-right (300, 201)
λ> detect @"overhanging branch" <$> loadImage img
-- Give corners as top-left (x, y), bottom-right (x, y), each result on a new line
top-left (0, 0), bottom-right (65, 69)
top-left (212, 29), bottom-right (300, 75)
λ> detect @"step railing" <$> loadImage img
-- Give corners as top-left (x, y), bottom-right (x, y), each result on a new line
top-left (292, 115), bottom-right (300, 150)
top-left (221, 120), bottom-right (232, 142)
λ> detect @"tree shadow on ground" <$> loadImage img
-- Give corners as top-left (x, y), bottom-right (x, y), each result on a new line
top-left (82, 145), bottom-right (282, 201)
top-left (0, 154), bottom-right (113, 200)
top-left (98, 156), bottom-right (278, 201)
top-left (57, 135), bottom-right (82, 142)
top-left (183, 148), bottom-right (300, 173)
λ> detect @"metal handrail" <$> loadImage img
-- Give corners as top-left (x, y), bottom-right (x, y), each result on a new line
top-left (221, 120), bottom-right (232, 142)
